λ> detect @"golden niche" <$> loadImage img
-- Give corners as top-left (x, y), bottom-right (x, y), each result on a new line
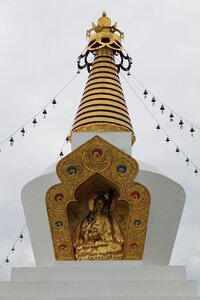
top-left (46, 136), bottom-right (151, 261)
top-left (73, 190), bottom-right (124, 260)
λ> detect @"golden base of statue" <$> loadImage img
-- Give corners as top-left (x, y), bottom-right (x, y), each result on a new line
top-left (75, 240), bottom-right (124, 260)
top-left (76, 253), bottom-right (123, 260)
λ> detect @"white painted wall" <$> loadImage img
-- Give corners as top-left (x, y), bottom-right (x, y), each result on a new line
top-left (21, 172), bottom-right (58, 266)
top-left (2, 262), bottom-right (198, 299)
top-left (71, 132), bottom-right (133, 155)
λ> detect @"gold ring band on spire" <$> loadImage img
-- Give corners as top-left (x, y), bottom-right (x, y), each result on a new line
top-left (71, 14), bottom-right (135, 143)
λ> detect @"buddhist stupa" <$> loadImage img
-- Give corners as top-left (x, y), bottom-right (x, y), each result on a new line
top-left (0, 13), bottom-right (199, 299)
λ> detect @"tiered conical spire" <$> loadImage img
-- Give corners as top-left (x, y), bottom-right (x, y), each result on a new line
top-left (71, 12), bottom-right (135, 142)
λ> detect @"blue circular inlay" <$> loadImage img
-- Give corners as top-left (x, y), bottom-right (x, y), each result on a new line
top-left (117, 165), bottom-right (127, 173)
top-left (67, 166), bottom-right (77, 175)
top-left (55, 220), bottom-right (63, 228)
top-left (134, 219), bottom-right (141, 226)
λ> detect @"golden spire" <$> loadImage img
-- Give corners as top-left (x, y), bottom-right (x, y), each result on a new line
top-left (71, 13), bottom-right (135, 142)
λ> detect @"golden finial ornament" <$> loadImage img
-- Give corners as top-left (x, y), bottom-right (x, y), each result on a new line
top-left (86, 12), bottom-right (124, 51)
top-left (71, 13), bottom-right (135, 142)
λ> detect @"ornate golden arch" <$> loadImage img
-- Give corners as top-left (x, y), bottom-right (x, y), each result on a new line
top-left (46, 136), bottom-right (150, 260)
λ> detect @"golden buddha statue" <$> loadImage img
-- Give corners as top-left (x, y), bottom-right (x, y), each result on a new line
top-left (72, 190), bottom-right (124, 260)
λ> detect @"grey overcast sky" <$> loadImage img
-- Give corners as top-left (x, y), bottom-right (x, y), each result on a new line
top-left (0, 0), bottom-right (200, 291)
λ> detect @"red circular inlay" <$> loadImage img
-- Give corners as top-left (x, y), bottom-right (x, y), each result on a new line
top-left (54, 193), bottom-right (64, 203)
top-left (59, 244), bottom-right (67, 251)
top-left (92, 148), bottom-right (103, 158)
top-left (131, 243), bottom-right (137, 249)
top-left (131, 191), bottom-right (140, 199)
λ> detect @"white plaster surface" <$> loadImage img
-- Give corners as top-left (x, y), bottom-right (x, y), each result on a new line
top-left (136, 170), bottom-right (185, 265)
top-left (21, 172), bottom-right (59, 266)
top-left (11, 263), bottom-right (186, 281)
top-left (71, 132), bottom-right (133, 155)
top-left (1, 263), bottom-right (199, 299)
top-left (0, 280), bottom-right (197, 297)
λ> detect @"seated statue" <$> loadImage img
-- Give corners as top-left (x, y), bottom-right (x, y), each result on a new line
top-left (72, 190), bottom-right (124, 260)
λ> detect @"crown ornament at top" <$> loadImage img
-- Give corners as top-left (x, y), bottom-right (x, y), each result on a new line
top-left (77, 12), bottom-right (132, 73)
top-left (86, 11), bottom-right (124, 51)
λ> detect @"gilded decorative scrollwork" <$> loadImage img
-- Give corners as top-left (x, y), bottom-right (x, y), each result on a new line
top-left (78, 12), bottom-right (132, 74)
top-left (46, 135), bottom-right (150, 260)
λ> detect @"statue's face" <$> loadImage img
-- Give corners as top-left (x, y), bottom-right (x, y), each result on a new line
top-left (95, 199), bottom-right (104, 212)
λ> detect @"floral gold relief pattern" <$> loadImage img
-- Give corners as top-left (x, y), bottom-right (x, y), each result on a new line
top-left (46, 136), bottom-right (150, 260)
